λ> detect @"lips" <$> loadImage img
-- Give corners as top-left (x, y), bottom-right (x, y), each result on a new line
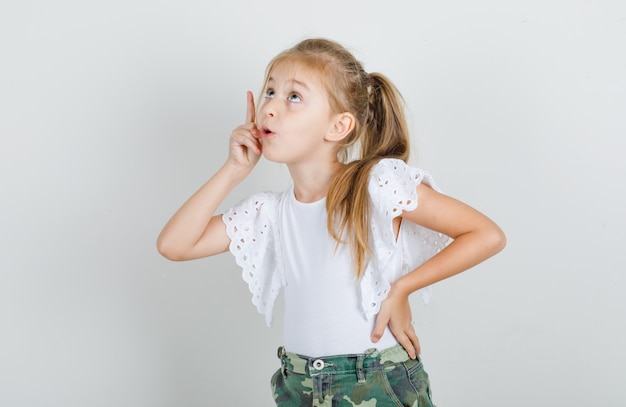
top-left (261, 126), bottom-right (275, 138)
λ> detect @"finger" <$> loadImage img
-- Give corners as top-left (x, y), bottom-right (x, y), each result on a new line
top-left (245, 126), bottom-right (262, 153)
top-left (397, 333), bottom-right (417, 360)
top-left (232, 131), bottom-right (261, 155)
top-left (245, 91), bottom-right (256, 124)
top-left (407, 329), bottom-right (421, 357)
top-left (371, 312), bottom-right (389, 343)
top-left (237, 136), bottom-right (261, 156)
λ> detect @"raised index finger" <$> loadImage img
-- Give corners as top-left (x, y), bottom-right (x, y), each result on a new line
top-left (245, 91), bottom-right (256, 124)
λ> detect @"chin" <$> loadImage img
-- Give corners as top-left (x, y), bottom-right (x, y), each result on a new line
top-left (261, 151), bottom-right (279, 163)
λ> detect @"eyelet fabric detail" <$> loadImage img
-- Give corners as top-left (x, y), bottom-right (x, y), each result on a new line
top-left (360, 159), bottom-right (451, 319)
top-left (222, 191), bottom-right (284, 326)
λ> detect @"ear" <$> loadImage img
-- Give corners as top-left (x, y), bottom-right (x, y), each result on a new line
top-left (325, 112), bottom-right (355, 142)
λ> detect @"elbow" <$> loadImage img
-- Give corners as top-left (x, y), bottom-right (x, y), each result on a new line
top-left (487, 225), bottom-right (507, 256)
top-left (156, 236), bottom-right (185, 261)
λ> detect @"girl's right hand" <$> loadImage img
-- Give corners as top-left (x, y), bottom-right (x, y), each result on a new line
top-left (227, 91), bottom-right (262, 173)
top-left (157, 92), bottom-right (263, 261)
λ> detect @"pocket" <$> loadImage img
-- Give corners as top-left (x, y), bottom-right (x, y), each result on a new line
top-left (384, 359), bottom-right (434, 407)
top-left (404, 358), bottom-right (434, 406)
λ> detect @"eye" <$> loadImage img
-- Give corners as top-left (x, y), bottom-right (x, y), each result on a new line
top-left (264, 89), bottom-right (275, 99)
top-left (288, 92), bottom-right (301, 103)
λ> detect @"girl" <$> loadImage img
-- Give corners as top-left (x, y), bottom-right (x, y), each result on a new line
top-left (157, 38), bottom-right (506, 406)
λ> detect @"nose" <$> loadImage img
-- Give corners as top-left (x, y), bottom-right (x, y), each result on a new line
top-left (260, 98), bottom-right (277, 118)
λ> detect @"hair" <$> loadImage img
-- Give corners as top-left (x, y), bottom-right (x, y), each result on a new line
top-left (262, 38), bottom-right (411, 278)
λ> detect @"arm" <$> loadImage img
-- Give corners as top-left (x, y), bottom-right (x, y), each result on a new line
top-left (372, 183), bottom-right (506, 358)
top-left (156, 91), bottom-right (262, 261)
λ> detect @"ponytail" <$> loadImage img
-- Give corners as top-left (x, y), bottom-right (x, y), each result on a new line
top-left (361, 73), bottom-right (410, 161)
top-left (327, 72), bottom-right (410, 278)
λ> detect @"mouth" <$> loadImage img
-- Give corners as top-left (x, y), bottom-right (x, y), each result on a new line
top-left (261, 126), bottom-right (275, 138)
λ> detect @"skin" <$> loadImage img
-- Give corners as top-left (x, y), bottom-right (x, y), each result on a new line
top-left (157, 62), bottom-right (506, 360)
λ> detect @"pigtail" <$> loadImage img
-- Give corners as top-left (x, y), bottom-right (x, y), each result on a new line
top-left (327, 72), bottom-right (411, 278)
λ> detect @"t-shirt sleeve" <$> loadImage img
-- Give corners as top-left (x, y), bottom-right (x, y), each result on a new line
top-left (222, 191), bottom-right (284, 326)
top-left (368, 158), bottom-right (441, 218)
top-left (361, 159), bottom-right (451, 317)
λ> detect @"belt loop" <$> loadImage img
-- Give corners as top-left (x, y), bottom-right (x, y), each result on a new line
top-left (277, 346), bottom-right (287, 376)
top-left (356, 353), bottom-right (365, 383)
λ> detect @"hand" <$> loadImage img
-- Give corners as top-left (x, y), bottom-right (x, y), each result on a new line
top-left (371, 286), bottom-right (421, 359)
top-left (227, 91), bottom-right (262, 171)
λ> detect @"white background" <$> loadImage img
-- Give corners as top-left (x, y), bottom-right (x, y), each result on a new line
top-left (1, 1), bottom-right (625, 406)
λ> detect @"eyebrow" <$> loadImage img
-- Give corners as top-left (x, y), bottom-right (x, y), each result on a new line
top-left (267, 77), bottom-right (310, 90)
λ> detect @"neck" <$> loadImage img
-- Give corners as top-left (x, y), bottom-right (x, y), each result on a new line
top-left (287, 159), bottom-right (341, 203)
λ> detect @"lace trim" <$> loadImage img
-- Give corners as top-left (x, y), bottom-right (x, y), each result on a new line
top-left (361, 159), bottom-right (450, 318)
top-left (222, 192), bottom-right (283, 326)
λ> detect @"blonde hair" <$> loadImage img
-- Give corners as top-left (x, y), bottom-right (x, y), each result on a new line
top-left (263, 38), bottom-right (411, 278)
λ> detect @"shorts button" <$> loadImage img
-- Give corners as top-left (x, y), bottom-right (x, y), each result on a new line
top-left (312, 359), bottom-right (325, 370)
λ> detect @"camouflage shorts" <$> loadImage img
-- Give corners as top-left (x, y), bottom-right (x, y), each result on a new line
top-left (270, 344), bottom-right (435, 406)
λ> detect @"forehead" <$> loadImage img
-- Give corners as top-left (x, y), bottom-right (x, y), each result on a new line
top-left (266, 60), bottom-right (323, 88)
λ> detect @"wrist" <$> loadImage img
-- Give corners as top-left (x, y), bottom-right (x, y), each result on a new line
top-left (220, 161), bottom-right (252, 184)
top-left (390, 277), bottom-right (412, 298)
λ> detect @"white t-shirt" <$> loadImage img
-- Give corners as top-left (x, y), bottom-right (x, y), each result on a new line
top-left (223, 158), bottom-right (450, 356)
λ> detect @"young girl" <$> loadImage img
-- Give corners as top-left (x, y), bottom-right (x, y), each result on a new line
top-left (157, 38), bottom-right (505, 406)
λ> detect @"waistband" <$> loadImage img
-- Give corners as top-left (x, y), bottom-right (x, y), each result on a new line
top-left (276, 344), bottom-right (415, 376)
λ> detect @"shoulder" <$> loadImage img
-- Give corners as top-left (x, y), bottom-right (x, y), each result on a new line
top-left (370, 158), bottom-right (437, 189)
top-left (368, 159), bottom-right (441, 211)
top-left (222, 190), bottom-right (286, 237)
top-left (224, 190), bottom-right (283, 218)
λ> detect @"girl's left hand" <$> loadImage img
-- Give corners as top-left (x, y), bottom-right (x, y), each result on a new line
top-left (371, 286), bottom-right (420, 359)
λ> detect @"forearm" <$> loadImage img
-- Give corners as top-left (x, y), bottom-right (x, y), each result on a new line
top-left (393, 226), bottom-right (506, 297)
top-left (156, 163), bottom-right (249, 260)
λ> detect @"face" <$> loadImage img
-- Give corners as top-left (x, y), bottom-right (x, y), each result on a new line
top-left (256, 62), bottom-right (337, 165)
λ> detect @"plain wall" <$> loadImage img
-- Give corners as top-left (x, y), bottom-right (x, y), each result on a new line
top-left (1, 1), bottom-right (625, 406)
